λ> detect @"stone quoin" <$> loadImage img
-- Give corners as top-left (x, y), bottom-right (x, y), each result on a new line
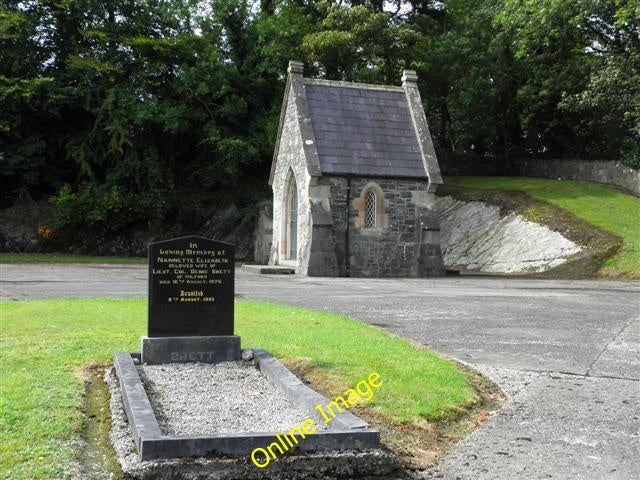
top-left (268, 60), bottom-right (445, 277)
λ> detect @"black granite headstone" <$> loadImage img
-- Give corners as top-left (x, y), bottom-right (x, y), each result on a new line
top-left (148, 236), bottom-right (234, 337)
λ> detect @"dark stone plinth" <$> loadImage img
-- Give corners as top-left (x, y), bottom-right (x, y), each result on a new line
top-left (148, 236), bottom-right (234, 337)
top-left (140, 430), bottom-right (380, 460)
top-left (140, 336), bottom-right (241, 365)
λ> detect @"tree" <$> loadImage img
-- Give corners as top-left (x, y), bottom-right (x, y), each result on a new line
top-left (495, 0), bottom-right (640, 160)
top-left (1, 0), bottom-right (637, 248)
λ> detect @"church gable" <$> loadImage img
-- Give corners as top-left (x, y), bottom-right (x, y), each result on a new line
top-left (268, 61), bottom-right (445, 278)
top-left (270, 61), bottom-right (442, 187)
top-left (269, 61), bottom-right (321, 186)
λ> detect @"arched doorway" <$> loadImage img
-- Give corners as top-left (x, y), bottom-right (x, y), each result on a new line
top-left (284, 172), bottom-right (298, 261)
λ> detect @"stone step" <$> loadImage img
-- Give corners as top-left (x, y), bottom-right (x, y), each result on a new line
top-left (242, 264), bottom-right (295, 274)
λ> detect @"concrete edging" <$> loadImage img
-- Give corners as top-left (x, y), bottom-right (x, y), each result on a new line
top-left (252, 349), bottom-right (370, 430)
top-left (113, 349), bottom-right (380, 460)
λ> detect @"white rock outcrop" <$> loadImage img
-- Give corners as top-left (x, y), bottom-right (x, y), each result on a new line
top-left (438, 196), bottom-right (582, 273)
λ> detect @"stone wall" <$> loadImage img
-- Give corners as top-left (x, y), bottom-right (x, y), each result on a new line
top-left (438, 152), bottom-right (639, 196)
top-left (253, 202), bottom-right (273, 265)
top-left (515, 159), bottom-right (640, 196)
top-left (322, 175), bottom-right (443, 277)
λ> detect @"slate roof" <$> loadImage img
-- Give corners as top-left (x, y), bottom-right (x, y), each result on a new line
top-left (304, 79), bottom-right (426, 178)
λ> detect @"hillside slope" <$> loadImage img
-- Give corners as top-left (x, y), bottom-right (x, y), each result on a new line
top-left (438, 196), bottom-right (582, 273)
top-left (439, 178), bottom-right (637, 279)
top-left (443, 177), bottom-right (638, 279)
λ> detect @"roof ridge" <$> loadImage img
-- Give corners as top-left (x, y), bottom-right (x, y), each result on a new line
top-left (303, 77), bottom-right (404, 92)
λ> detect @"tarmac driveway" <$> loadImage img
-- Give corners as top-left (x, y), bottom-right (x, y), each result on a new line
top-left (2, 263), bottom-right (639, 479)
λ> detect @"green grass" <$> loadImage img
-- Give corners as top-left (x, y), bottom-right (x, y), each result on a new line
top-left (445, 177), bottom-right (640, 278)
top-left (0, 299), bottom-right (476, 479)
top-left (0, 253), bottom-right (146, 264)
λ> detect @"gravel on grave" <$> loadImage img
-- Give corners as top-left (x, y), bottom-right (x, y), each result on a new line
top-left (138, 361), bottom-right (328, 436)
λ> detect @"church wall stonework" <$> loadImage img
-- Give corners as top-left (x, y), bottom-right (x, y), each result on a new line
top-left (270, 83), bottom-right (339, 276)
top-left (270, 88), bottom-right (313, 275)
top-left (321, 175), bottom-right (444, 277)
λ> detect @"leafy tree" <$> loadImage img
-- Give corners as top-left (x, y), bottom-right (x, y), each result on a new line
top-left (1, 0), bottom-right (637, 248)
top-left (495, 0), bottom-right (640, 160)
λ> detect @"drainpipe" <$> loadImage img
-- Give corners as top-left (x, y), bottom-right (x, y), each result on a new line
top-left (345, 176), bottom-right (351, 277)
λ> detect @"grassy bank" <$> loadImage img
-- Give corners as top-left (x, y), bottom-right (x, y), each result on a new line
top-left (1, 299), bottom-right (479, 479)
top-left (445, 177), bottom-right (640, 278)
top-left (0, 254), bottom-right (146, 264)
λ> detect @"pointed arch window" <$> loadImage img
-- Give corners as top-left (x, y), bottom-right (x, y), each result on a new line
top-left (286, 177), bottom-right (298, 259)
top-left (282, 169), bottom-right (298, 261)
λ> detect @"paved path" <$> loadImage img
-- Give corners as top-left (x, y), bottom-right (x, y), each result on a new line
top-left (2, 264), bottom-right (639, 479)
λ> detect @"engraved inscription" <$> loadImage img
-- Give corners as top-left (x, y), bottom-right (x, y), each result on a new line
top-left (151, 242), bottom-right (232, 303)
top-left (170, 351), bottom-right (217, 362)
top-left (147, 236), bottom-right (235, 337)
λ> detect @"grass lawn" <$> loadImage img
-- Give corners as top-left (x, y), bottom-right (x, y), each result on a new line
top-left (0, 254), bottom-right (146, 264)
top-left (1, 299), bottom-right (477, 479)
top-left (445, 177), bottom-right (640, 278)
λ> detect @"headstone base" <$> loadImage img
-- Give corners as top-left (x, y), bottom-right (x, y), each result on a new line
top-left (140, 336), bottom-right (241, 365)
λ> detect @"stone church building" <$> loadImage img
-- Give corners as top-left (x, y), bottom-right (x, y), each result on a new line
top-left (268, 60), bottom-right (445, 277)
